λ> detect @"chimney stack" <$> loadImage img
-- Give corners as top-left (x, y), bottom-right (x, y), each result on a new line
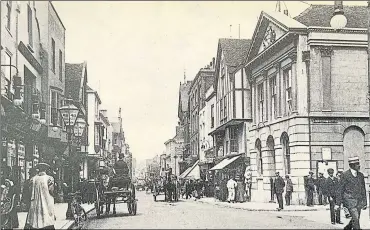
top-left (212, 57), bottom-right (215, 67)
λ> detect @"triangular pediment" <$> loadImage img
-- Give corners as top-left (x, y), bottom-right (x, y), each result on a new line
top-left (257, 21), bottom-right (286, 54)
top-left (247, 11), bottom-right (306, 62)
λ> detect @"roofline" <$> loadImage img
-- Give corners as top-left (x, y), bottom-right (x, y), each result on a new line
top-left (87, 88), bottom-right (102, 104)
top-left (49, 1), bottom-right (66, 31)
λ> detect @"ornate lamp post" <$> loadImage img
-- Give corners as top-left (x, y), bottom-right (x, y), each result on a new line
top-left (58, 96), bottom-right (80, 219)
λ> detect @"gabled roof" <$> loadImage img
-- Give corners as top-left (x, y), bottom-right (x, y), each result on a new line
top-left (294, 5), bottom-right (368, 28)
top-left (219, 38), bottom-right (252, 67)
top-left (65, 62), bottom-right (86, 101)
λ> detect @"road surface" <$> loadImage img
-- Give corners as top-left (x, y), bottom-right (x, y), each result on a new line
top-left (82, 191), bottom-right (338, 229)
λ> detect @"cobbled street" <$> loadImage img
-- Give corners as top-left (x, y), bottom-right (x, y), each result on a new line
top-left (82, 191), bottom-right (338, 229)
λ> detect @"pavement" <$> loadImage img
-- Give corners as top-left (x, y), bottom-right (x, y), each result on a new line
top-left (83, 191), bottom-right (340, 229)
top-left (194, 197), bottom-right (370, 229)
top-left (17, 202), bottom-right (95, 230)
top-left (195, 197), bottom-right (330, 212)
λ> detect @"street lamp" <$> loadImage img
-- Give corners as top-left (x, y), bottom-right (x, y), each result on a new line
top-left (58, 96), bottom-right (80, 219)
top-left (330, 1), bottom-right (347, 30)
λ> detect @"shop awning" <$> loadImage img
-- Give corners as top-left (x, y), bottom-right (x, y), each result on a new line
top-left (179, 160), bottom-right (200, 179)
top-left (209, 155), bottom-right (241, 171)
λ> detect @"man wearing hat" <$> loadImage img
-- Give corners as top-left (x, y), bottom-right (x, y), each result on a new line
top-left (113, 154), bottom-right (130, 189)
top-left (304, 171), bottom-right (316, 207)
top-left (273, 172), bottom-right (285, 210)
top-left (21, 167), bottom-right (39, 211)
top-left (336, 156), bottom-right (367, 230)
top-left (324, 168), bottom-right (342, 225)
top-left (25, 163), bottom-right (56, 229)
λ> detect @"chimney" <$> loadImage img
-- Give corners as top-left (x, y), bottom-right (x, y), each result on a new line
top-left (212, 57), bottom-right (215, 67)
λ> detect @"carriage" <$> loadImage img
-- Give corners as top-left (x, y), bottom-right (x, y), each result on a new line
top-left (86, 169), bottom-right (138, 218)
top-left (152, 174), bottom-right (179, 202)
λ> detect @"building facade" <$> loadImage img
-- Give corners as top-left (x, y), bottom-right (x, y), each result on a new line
top-left (209, 39), bottom-right (252, 180)
top-left (189, 61), bottom-right (215, 163)
top-left (245, 5), bottom-right (369, 204)
top-left (177, 80), bottom-right (192, 173)
top-left (198, 85), bottom-right (216, 180)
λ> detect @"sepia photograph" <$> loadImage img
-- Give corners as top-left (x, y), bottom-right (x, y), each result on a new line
top-left (1, 0), bottom-right (370, 229)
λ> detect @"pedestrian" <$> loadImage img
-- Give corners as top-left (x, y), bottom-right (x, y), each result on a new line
top-left (1, 165), bottom-right (19, 229)
top-left (25, 163), bottom-right (56, 230)
top-left (316, 172), bottom-right (327, 205)
top-left (273, 172), bottom-right (285, 210)
top-left (244, 166), bottom-right (252, 202)
top-left (337, 170), bottom-right (351, 219)
top-left (304, 171), bottom-right (315, 206)
top-left (323, 168), bottom-right (343, 225)
top-left (285, 175), bottom-right (293, 206)
top-left (235, 177), bottom-right (246, 203)
top-left (336, 156), bottom-right (367, 230)
top-left (21, 168), bottom-right (39, 211)
top-left (226, 176), bottom-right (237, 203)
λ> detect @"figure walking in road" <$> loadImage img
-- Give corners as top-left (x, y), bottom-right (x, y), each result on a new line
top-left (323, 168), bottom-right (342, 225)
top-left (305, 171), bottom-right (315, 207)
top-left (285, 175), bottom-right (293, 206)
top-left (25, 163), bottom-right (56, 230)
top-left (273, 172), bottom-right (285, 211)
top-left (336, 157), bottom-right (367, 230)
top-left (226, 176), bottom-right (237, 203)
top-left (21, 168), bottom-right (39, 212)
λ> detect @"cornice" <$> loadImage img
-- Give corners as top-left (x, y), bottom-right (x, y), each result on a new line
top-left (308, 27), bottom-right (367, 34)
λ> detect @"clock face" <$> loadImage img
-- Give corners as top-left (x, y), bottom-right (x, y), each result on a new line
top-left (263, 26), bottom-right (276, 49)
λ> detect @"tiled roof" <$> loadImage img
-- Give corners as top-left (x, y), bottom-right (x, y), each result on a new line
top-left (65, 63), bottom-right (84, 101)
top-left (219, 38), bottom-right (252, 67)
top-left (179, 81), bottom-right (192, 112)
top-left (294, 5), bottom-right (368, 28)
top-left (204, 75), bottom-right (215, 92)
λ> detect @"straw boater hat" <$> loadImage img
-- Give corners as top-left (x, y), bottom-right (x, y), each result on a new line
top-left (35, 163), bottom-right (51, 171)
top-left (348, 156), bottom-right (360, 164)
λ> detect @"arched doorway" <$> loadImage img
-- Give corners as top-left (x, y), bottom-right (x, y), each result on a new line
top-left (266, 135), bottom-right (276, 175)
top-left (343, 126), bottom-right (365, 171)
top-left (280, 132), bottom-right (290, 175)
top-left (255, 139), bottom-right (262, 175)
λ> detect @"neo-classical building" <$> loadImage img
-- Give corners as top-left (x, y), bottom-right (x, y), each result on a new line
top-left (245, 5), bottom-right (369, 204)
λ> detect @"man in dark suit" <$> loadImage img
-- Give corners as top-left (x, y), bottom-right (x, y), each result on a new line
top-left (336, 157), bottom-right (367, 230)
top-left (273, 172), bottom-right (285, 211)
top-left (324, 168), bottom-right (343, 225)
top-left (304, 171), bottom-right (316, 206)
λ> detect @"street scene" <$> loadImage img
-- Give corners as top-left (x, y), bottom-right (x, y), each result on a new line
top-left (1, 0), bottom-right (370, 229)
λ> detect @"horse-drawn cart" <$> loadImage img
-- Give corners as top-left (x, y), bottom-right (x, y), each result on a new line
top-left (88, 174), bottom-right (138, 218)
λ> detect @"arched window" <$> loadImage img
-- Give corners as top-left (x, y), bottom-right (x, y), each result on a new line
top-left (280, 132), bottom-right (290, 175)
top-left (255, 139), bottom-right (263, 175)
top-left (267, 135), bottom-right (276, 173)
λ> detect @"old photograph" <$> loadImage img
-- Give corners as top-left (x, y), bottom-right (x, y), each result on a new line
top-left (1, 0), bottom-right (369, 229)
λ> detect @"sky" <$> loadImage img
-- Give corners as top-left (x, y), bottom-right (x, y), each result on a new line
top-left (52, 1), bottom-right (367, 166)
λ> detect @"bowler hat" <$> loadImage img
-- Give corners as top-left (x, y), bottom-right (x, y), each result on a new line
top-left (327, 168), bottom-right (334, 173)
top-left (348, 156), bottom-right (360, 164)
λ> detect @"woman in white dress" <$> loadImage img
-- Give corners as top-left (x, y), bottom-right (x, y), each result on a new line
top-left (25, 163), bottom-right (55, 229)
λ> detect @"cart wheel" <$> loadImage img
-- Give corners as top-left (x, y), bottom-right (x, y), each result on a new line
top-left (127, 202), bottom-right (133, 214)
top-left (132, 200), bottom-right (137, 215)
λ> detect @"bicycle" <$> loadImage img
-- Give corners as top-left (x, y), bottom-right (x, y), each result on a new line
top-left (71, 193), bottom-right (87, 229)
